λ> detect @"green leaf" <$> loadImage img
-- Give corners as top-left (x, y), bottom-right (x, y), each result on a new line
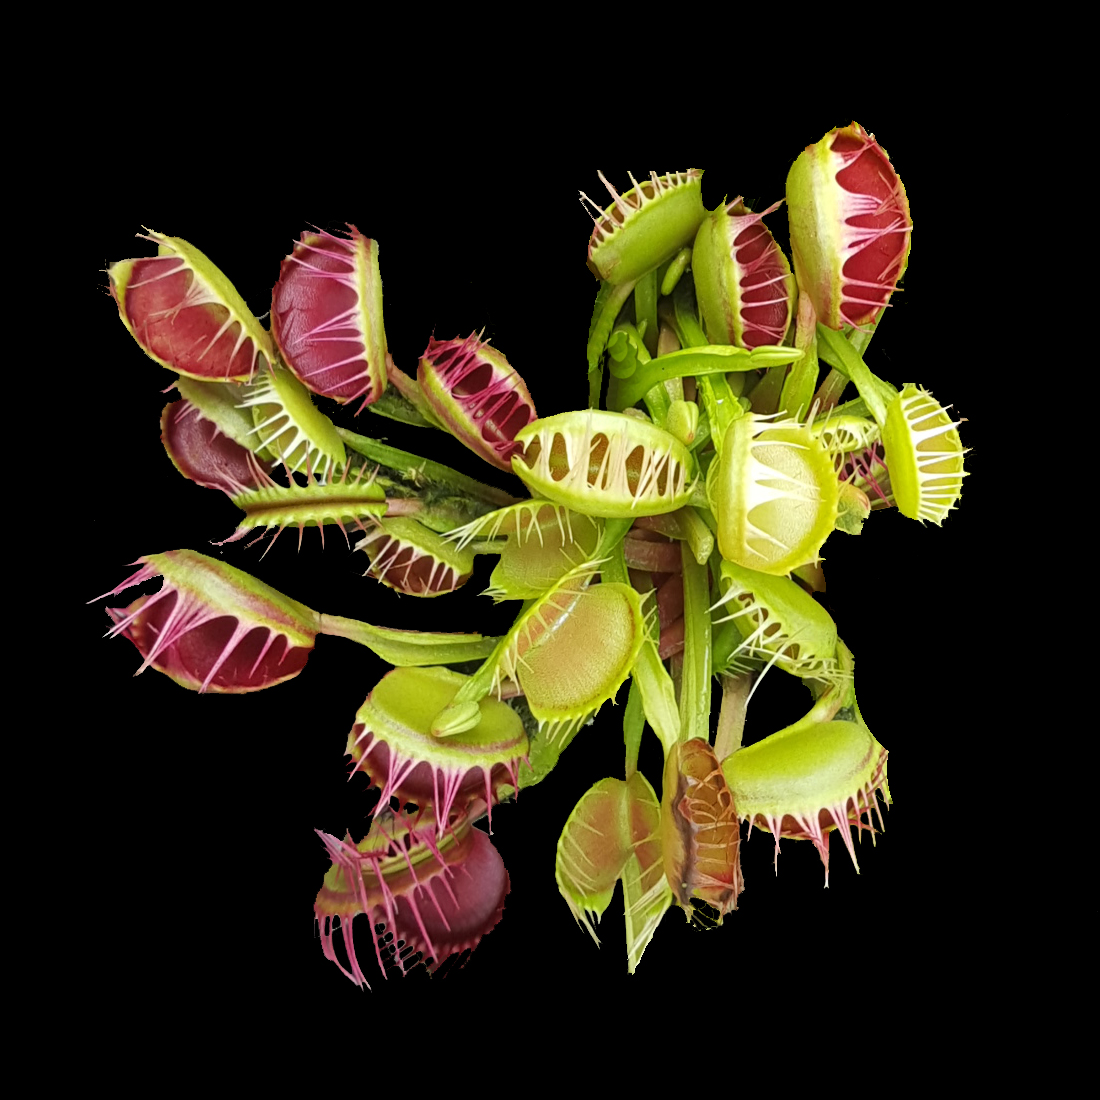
top-left (587, 279), bottom-right (638, 375)
top-left (316, 616), bottom-right (502, 666)
top-left (624, 677), bottom-right (644, 778)
top-left (365, 385), bottom-right (440, 428)
top-left (634, 269), bottom-right (659, 358)
top-left (678, 546), bottom-right (712, 743)
top-left (336, 426), bottom-right (516, 508)
top-left (815, 325), bottom-right (898, 427)
top-left (609, 345), bottom-right (755, 413)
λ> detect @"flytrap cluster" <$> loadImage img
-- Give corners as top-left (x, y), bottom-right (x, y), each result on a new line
top-left (95, 122), bottom-right (967, 985)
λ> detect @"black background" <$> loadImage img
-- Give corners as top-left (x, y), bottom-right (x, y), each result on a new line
top-left (82, 129), bottom-right (988, 1020)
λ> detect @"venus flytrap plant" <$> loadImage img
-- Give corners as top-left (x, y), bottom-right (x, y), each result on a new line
top-left (95, 138), bottom-right (966, 985)
top-left (784, 123), bottom-right (969, 524)
top-left (95, 549), bottom-right (321, 694)
top-left (173, 375), bottom-right (272, 452)
top-left (425, 559), bottom-right (600, 738)
top-left (429, 552), bottom-right (646, 742)
top-left (484, 509), bottom-right (601, 601)
top-left (333, 426), bottom-right (518, 513)
top-left (661, 737), bottom-right (744, 920)
top-left (514, 579), bottom-right (647, 741)
top-left (582, 170), bottom-right (706, 407)
top-left (161, 375), bottom-right (277, 496)
top-left (813, 327), bottom-right (967, 523)
top-left (555, 771), bottom-right (667, 950)
top-left (881, 384), bottom-right (967, 524)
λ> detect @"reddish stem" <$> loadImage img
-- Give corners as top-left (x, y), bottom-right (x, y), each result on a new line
top-left (659, 616), bottom-right (685, 659)
top-left (632, 514), bottom-right (685, 539)
top-left (813, 367), bottom-right (848, 413)
top-left (656, 573), bottom-right (684, 630)
top-left (623, 535), bottom-right (681, 573)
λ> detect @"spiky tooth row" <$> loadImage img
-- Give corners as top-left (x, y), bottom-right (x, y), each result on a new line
top-left (345, 666), bottom-right (528, 837)
top-left (445, 500), bottom-right (578, 552)
top-left (314, 807), bottom-right (509, 985)
top-left (357, 517), bottom-right (475, 597)
top-left (882, 385), bottom-right (968, 524)
top-left (512, 410), bottom-right (694, 519)
top-left (811, 412), bottom-right (881, 457)
top-left (235, 361), bottom-right (347, 478)
top-left (723, 717), bottom-right (890, 886)
top-left (710, 413), bottom-right (839, 576)
top-left (485, 508), bottom-right (602, 601)
top-left (95, 550), bottom-right (318, 693)
top-left (710, 559), bottom-right (843, 685)
top-left (226, 462), bottom-right (388, 552)
top-left (582, 171), bottom-right (705, 285)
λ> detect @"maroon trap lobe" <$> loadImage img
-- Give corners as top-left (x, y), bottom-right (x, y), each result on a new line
top-left (833, 135), bottom-right (910, 326)
top-left (160, 399), bottom-right (263, 496)
top-left (727, 201), bottom-right (794, 348)
top-left (271, 226), bottom-right (388, 409)
top-left (107, 593), bottom-right (311, 693)
top-left (418, 333), bottom-right (537, 470)
top-left (120, 257), bottom-right (262, 381)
